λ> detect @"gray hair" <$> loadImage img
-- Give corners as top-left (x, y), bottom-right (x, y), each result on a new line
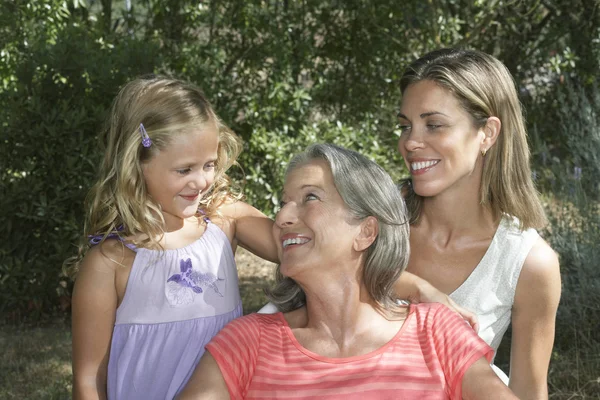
top-left (266, 143), bottom-right (410, 312)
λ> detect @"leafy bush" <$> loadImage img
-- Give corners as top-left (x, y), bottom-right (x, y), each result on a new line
top-left (516, 79), bottom-right (600, 396)
top-left (241, 113), bottom-right (404, 216)
top-left (0, 14), bottom-right (163, 319)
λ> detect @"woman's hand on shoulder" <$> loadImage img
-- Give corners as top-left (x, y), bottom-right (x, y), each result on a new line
top-left (393, 272), bottom-right (479, 332)
top-left (218, 200), bottom-right (279, 263)
top-left (71, 240), bottom-right (133, 400)
top-left (509, 237), bottom-right (561, 399)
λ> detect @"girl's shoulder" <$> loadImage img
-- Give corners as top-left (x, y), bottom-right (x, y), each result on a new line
top-left (77, 239), bottom-right (136, 305)
top-left (83, 238), bottom-right (136, 272)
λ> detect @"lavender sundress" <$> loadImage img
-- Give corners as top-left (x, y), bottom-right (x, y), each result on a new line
top-left (102, 222), bottom-right (242, 399)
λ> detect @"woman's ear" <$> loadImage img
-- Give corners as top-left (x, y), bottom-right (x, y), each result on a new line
top-left (480, 116), bottom-right (501, 153)
top-left (353, 216), bottom-right (379, 252)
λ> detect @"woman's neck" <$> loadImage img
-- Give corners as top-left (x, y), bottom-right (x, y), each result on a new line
top-left (418, 190), bottom-right (497, 244)
top-left (288, 270), bottom-right (399, 348)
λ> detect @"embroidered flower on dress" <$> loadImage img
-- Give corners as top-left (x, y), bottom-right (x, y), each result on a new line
top-left (166, 258), bottom-right (224, 306)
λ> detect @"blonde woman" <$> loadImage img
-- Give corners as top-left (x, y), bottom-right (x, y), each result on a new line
top-left (396, 48), bottom-right (561, 399)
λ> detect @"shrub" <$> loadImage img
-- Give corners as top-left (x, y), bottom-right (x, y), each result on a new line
top-left (0, 21), bottom-right (163, 320)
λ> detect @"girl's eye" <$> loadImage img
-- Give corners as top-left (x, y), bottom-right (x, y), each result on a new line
top-left (176, 168), bottom-right (192, 175)
top-left (204, 162), bottom-right (216, 171)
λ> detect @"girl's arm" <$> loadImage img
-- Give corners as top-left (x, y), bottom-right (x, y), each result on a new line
top-left (71, 242), bottom-right (128, 400)
top-left (176, 352), bottom-right (230, 400)
top-left (220, 201), bottom-right (279, 263)
top-left (393, 272), bottom-right (479, 331)
top-left (508, 238), bottom-right (561, 400)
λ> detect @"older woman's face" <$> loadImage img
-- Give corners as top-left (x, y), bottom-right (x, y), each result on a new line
top-left (273, 160), bottom-right (362, 278)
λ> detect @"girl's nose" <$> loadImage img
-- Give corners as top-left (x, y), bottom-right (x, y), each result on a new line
top-left (189, 171), bottom-right (208, 191)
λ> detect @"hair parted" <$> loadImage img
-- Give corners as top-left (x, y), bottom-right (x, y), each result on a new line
top-left (266, 143), bottom-right (411, 312)
top-left (399, 47), bottom-right (547, 230)
top-left (64, 75), bottom-right (243, 277)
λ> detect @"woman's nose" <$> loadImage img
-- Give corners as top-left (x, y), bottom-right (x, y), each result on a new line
top-left (275, 202), bottom-right (298, 228)
top-left (399, 129), bottom-right (425, 153)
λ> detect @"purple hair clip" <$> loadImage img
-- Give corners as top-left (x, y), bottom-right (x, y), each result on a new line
top-left (139, 123), bottom-right (152, 148)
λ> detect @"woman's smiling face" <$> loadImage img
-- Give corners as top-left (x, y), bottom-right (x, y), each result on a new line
top-left (273, 159), bottom-right (362, 279)
top-left (397, 80), bottom-right (487, 198)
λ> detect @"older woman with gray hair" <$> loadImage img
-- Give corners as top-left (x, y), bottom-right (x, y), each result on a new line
top-left (178, 144), bottom-right (516, 400)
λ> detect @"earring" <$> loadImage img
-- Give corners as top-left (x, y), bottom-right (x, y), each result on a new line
top-left (481, 148), bottom-right (487, 157)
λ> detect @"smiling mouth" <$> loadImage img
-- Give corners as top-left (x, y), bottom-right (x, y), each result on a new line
top-left (410, 160), bottom-right (439, 172)
top-left (180, 193), bottom-right (199, 201)
top-left (282, 237), bottom-right (311, 248)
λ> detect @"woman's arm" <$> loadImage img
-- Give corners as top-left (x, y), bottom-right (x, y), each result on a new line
top-left (509, 238), bottom-right (561, 399)
top-left (393, 272), bottom-right (479, 331)
top-left (462, 357), bottom-right (518, 400)
top-left (71, 244), bottom-right (123, 400)
top-left (176, 352), bottom-right (230, 400)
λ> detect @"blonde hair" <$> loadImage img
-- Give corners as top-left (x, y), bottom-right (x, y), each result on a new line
top-left (64, 75), bottom-right (242, 277)
top-left (399, 48), bottom-right (547, 230)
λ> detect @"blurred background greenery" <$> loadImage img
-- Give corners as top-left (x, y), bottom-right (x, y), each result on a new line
top-left (0, 0), bottom-right (599, 398)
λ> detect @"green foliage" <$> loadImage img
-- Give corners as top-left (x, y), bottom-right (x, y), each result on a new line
top-left (242, 114), bottom-right (403, 215)
top-left (1, 0), bottom-right (599, 396)
top-left (522, 78), bottom-right (600, 396)
top-left (0, 1), bottom-right (163, 319)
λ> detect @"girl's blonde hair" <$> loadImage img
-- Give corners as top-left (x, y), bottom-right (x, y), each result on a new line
top-left (399, 48), bottom-right (547, 230)
top-left (64, 75), bottom-right (242, 277)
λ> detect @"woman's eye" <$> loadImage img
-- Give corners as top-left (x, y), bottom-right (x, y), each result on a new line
top-left (427, 123), bottom-right (442, 130)
top-left (305, 193), bottom-right (318, 201)
top-left (398, 124), bottom-right (411, 133)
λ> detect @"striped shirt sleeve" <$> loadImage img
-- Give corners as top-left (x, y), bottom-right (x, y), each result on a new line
top-left (206, 314), bottom-right (263, 400)
top-left (429, 304), bottom-right (495, 399)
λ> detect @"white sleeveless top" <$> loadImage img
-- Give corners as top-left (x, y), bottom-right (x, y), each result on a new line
top-left (449, 216), bottom-right (539, 356)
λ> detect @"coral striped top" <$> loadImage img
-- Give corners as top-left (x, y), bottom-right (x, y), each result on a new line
top-left (206, 303), bottom-right (493, 399)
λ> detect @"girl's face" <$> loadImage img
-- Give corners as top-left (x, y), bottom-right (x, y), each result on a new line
top-left (142, 122), bottom-right (219, 228)
top-left (273, 160), bottom-right (362, 280)
top-left (397, 80), bottom-right (487, 199)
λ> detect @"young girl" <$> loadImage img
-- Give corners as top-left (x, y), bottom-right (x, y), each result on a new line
top-left (67, 75), bottom-right (277, 400)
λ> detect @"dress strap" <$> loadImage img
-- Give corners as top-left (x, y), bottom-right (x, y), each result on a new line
top-left (88, 226), bottom-right (138, 252)
top-left (198, 209), bottom-right (210, 223)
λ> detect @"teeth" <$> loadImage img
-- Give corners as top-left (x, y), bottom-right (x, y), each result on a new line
top-left (282, 237), bottom-right (310, 248)
top-left (411, 160), bottom-right (438, 171)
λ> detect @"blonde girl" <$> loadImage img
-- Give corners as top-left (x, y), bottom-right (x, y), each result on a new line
top-left (67, 75), bottom-right (276, 400)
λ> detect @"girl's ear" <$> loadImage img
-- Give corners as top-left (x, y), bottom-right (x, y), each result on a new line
top-left (480, 116), bottom-right (501, 153)
top-left (353, 216), bottom-right (379, 252)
